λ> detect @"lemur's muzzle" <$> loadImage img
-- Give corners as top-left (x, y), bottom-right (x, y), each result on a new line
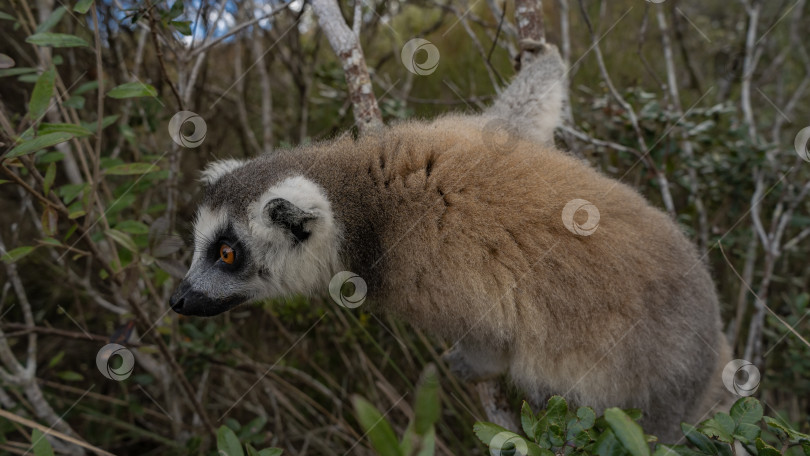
top-left (170, 281), bottom-right (246, 317)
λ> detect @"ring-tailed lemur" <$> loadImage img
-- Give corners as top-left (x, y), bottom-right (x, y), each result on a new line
top-left (170, 45), bottom-right (730, 441)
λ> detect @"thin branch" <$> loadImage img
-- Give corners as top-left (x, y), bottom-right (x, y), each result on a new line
top-left (188, 2), bottom-right (291, 57)
top-left (310, 0), bottom-right (383, 133)
top-left (145, 0), bottom-right (184, 111)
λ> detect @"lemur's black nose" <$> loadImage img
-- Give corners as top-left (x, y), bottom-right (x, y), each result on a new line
top-left (169, 281), bottom-right (192, 314)
top-left (170, 280), bottom-right (247, 317)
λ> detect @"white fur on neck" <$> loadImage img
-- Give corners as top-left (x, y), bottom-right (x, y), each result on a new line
top-left (200, 159), bottom-right (246, 185)
top-left (248, 176), bottom-right (342, 296)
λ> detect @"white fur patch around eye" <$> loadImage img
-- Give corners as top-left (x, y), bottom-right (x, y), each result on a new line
top-left (200, 158), bottom-right (246, 185)
top-left (192, 206), bottom-right (228, 263)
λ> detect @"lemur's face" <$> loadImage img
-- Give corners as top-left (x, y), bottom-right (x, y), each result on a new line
top-left (170, 169), bottom-right (341, 317)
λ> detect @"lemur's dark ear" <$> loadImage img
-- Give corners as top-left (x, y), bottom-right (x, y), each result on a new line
top-left (264, 198), bottom-right (317, 244)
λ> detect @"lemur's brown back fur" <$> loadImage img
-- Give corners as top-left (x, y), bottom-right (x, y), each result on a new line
top-left (213, 114), bottom-right (731, 439)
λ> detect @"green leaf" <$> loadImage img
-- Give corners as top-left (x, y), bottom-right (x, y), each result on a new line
top-left (544, 396), bottom-right (568, 428)
top-left (107, 193), bottom-right (136, 215)
top-left (39, 122), bottom-right (93, 137)
top-left (521, 401), bottom-right (537, 439)
top-left (40, 237), bottom-right (62, 247)
top-left (73, 0), bottom-right (94, 14)
top-left (730, 398), bottom-right (763, 427)
top-left (72, 80), bottom-right (98, 94)
top-left (80, 114), bottom-right (118, 131)
top-left (171, 20), bottom-right (192, 35)
top-left (216, 425), bottom-right (245, 456)
top-left (68, 209), bottom-right (85, 220)
top-left (623, 409), bottom-right (643, 422)
top-left (1, 246), bottom-right (36, 263)
top-left (352, 396), bottom-right (401, 456)
top-left (699, 413), bottom-right (735, 443)
top-left (43, 162), bottom-right (56, 195)
top-left (26, 32), bottom-right (89, 48)
top-left (29, 66), bottom-right (55, 121)
top-left (30, 429), bottom-right (55, 456)
top-left (680, 423), bottom-right (717, 455)
top-left (732, 423), bottom-right (760, 443)
top-left (413, 364), bottom-right (440, 435)
top-left (48, 350), bottom-right (65, 367)
top-left (755, 438), bottom-right (781, 456)
top-left (605, 408), bottom-right (650, 456)
top-left (63, 95), bottom-right (85, 109)
top-left (0, 67), bottom-right (36, 78)
top-left (35, 6), bottom-right (67, 33)
top-left (58, 183), bottom-right (87, 204)
top-left (19, 74), bottom-right (41, 83)
top-left (568, 406), bottom-right (597, 439)
top-left (763, 416), bottom-right (810, 442)
top-left (595, 429), bottom-right (625, 456)
top-left (473, 422), bottom-right (510, 447)
top-left (107, 229), bottom-right (138, 253)
top-left (570, 429), bottom-right (595, 448)
top-left (168, 0), bottom-right (184, 19)
top-left (37, 151), bottom-right (65, 163)
top-left (107, 81), bottom-right (157, 99)
top-left (57, 370), bottom-right (83, 381)
top-left (257, 450), bottom-right (283, 456)
top-left (0, 11), bottom-right (17, 21)
top-left (104, 163), bottom-right (158, 175)
top-left (6, 132), bottom-right (73, 158)
top-left (116, 220), bottom-right (149, 235)
top-left (548, 423), bottom-right (566, 447)
top-left (400, 425), bottom-right (436, 456)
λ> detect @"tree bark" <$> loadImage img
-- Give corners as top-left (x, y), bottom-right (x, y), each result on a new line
top-left (515, 0), bottom-right (546, 65)
top-left (310, 0), bottom-right (383, 134)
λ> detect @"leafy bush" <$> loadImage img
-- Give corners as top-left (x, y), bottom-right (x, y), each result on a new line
top-left (473, 396), bottom-right (810, 456)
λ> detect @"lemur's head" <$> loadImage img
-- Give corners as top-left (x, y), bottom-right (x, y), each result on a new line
top-left (170, 158), bottom-right (341, 317)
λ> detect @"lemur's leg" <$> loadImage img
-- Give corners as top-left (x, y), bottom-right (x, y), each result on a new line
top-left (443, 341), bottom-right (519, 431)
top-left (442, 340), bottom-right (509, 382)
top-left (477, 380), bottom-right (521, 432)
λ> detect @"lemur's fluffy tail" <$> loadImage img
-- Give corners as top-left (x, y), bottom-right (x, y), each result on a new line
top-left (483, 43), bottom-right (566, 146)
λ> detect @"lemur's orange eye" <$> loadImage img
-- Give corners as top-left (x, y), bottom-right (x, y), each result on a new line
top-left (219, 244), bottom-right (235, 264)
